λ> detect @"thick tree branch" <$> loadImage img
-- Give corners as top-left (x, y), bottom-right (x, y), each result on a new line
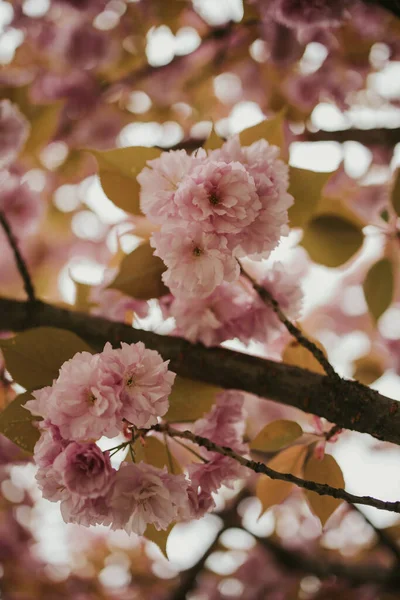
top-left (257, 535), bottom-right (400, 589)
top-left (365, 0), bottom-right (400, 20)
top-left (301, 127), bottom-right (400, 147)
top-left (0, 213), bottom-right (35, 302)
top-left (156, 424), bottom-right (400, 515)
top-left (1, 296), bottom-right (400, 446)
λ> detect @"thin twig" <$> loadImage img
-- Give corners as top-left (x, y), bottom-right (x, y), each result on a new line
top-left (240, 265), bottom-right (338, 380)
top-left (0, 211), bottom-right (36, 302)
top-left (156, 424), bottom-right (400, 515)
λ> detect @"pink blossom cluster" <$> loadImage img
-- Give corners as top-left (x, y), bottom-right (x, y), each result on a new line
top-left (25, 343), bottom-right (248, 535)
top-left (161, 263), bottom-right (303, 347)
top-left (138, 136), bottom-right (293, 298)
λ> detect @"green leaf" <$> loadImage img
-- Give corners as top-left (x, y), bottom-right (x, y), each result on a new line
top-left (144, 522), bottom-right (175, 558)
top-left (288, 167), bottom-right (331, 228)
top-left (256, 445), bottom-right (307, 515)
top-left (108, 242), bottom-right (168, 300)
top-left (304, 453), bottom-right (345, 527)
top-left (301, 214), bottom-right (364, 267)
top-left (391, 169), bottom-right (400, 217)
top-left (0, 392), bottom-right (39, 453)
top-left (251, 420), bottom-right (302, 453)
top-left (90, 146), bottom-right (161, 215)
top-left (166, 376), bottom-right (221, 422)
top-left (363, 258), bottom-right (394, 322)
top-left (239, 109), bottom-right (286, 155)
top-left (0, 328), bottom-right (94, 390)
top-left (132, 437), bottom-right (181, 474)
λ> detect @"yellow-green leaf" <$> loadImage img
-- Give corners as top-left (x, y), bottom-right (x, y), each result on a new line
top-left (251, 420), bottom-right (302, 452)
top-left (108, 242), bottom-right (168, 300)
top-left (301, 214), bottom-right (364, 267)
top-left (0, 392), bottom-right (39, 453)
top-left (144, 522), bottom-right (175, 558)
top-left (239, 109), bottom-right (286, 154)
top-left (166, 376), bottom-right (221, 422)
top-left (91, 146), bottom-right (161, 215)
top-left (288, 167), bottom-right (331, 228)
top-left (363, 258), bottom-right (394, 322)
top-left (282, 334), bottom-right (328, 376)
top-left (0, 328), bottom-right (94, 390)
top-left (391, 168), bottom-right (400, 217)
top-left (256, 445), bottom-right (307, 515)
top-left (304, 453), bottom-right (345, 527)
top-left (132, 437), bottom-right (181, 474)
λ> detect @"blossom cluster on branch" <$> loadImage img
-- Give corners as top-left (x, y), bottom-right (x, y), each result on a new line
top-left (25, 342), bottom-right (248, 535)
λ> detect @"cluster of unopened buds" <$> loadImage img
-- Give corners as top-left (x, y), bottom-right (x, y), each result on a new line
top-left (25, 343), bottom-right (247, 535)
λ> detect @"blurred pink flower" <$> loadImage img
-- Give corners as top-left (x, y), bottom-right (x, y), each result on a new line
top-left (110, 462), bottom-right (189, 535)
top-left (0, 100), bottom-right (30, 168)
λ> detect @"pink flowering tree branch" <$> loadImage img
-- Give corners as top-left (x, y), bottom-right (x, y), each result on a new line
top-left (152, 423), bottom-right (400, 514)
top-left (0, 296), bottom-right (399, 446)
top-left (0, 211), bottom-right (36, 303)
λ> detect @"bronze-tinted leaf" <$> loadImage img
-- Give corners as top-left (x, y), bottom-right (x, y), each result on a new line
top-left (91, 146), bottom-right (161, 215)
top-left (0, 392), bottom-right (39, 453)
top-left (256, 445), bottom-right (307, 515)
top-left (144, 522), bottom-right (175, 558)
top-left (251, 420), bottom-right (302, 453)
top-left (301, 214), bottom-right (363, 267)
top-left (363, 258), bottom-right (394, 322)
top-left (132, 436), bottom-right (181, 474)
top-left (166, 376), bottom-right (221, 422)
top-left (0, 328), bottom-right (94, 390)
top-left (304, 452), bottom-right (345, 527)
top-left (282, 334), bottom-right (328, 376)
top-left (288, 167), bottom-right (331, 228)
top-left (108, 242), bottom-right (168, 300)
top-left (239, 109), bottom-right (287, 155)
top-left (391, 169), bottom-right (400, 217)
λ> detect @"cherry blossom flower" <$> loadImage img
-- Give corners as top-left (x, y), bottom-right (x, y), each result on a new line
top-left (0, 100), bottom-right (30, 168)
top-left (103, 342), bottom-right (175, 428)
top-left (174, 161), bottom-right (261, 234)
top-left (152, 223), bottom-right (239, 298)
top-left (33, 351), bottom-right (123, 441)
top-left (161, 281), bottom-right (252, 346)
top-left (110, 462), bottom-right (189, 535)
top-left (52, 442), bottom-right (115, 498)
top-left (194, 390), bottom-right (248, 453)
top-left (138, 149), bottom-right (196, 223)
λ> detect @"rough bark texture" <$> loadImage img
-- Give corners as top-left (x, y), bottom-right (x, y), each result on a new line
top-left (1, 297), bottom-right (399, 446)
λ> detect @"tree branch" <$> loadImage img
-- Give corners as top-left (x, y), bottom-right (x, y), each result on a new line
top-left (156, 424), bottom-right (400, 515)
top-left (300, 127), bottom-right (400, 147)
top-left (365, 0), bottom-right (400, 20)
top-left (0, 213), bottom-right (35, 303)
top-left (1, 296), bottom-right (400, 446)
top-left (240, 265), bottom-right (338, 380)
top-left (257, 535), bottom-right (400, 589)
